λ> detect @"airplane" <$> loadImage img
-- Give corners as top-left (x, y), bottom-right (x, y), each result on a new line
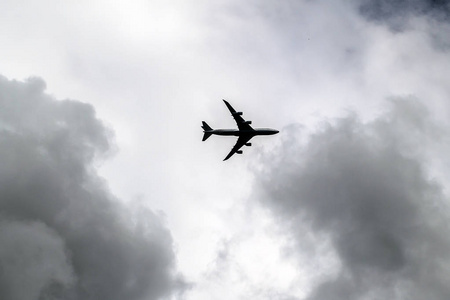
top-left (202, 99), bottom-right (279, 160)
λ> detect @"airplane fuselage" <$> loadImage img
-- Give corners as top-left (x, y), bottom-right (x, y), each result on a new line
top-left (209, 128), bottom-right (279, 136)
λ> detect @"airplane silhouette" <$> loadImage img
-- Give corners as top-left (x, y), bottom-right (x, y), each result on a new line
top-left (202, 100), bottom-right (279, 160)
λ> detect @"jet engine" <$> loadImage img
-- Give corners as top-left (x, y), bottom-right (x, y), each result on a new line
top-left (236, 150), bottom-right (243, 154)
top-left (244, 121), bottom-right (252, 125)
top-left (245, 143), bottom-right (252, 147)
top-left (233, 112), bottom-right (243, 116)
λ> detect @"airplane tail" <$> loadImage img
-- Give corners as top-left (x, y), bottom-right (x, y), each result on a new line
top-left (202, 121), bottom-right (213, 141)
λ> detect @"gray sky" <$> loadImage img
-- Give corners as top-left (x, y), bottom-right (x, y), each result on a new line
top-left (1, 0), bottom-right (450, 299)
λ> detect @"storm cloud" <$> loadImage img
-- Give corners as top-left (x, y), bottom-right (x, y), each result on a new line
top-left (0, 75), bottom-right (186, 300)
top-left (358, 0), bottom-right (450, 21)
top-left (356, 0), bottom-right (450, 31)
top-left (253, 99), bottom-right (450, 299)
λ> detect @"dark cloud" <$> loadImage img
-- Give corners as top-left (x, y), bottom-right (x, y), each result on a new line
top-left (253, 99), bottom-right (450, 299)
top-left (0, 75), bottom-right (187, 300)
top-left (356, 0), bottom-right (450, 30)
top-left (355, 0), bottom-right (450, 50)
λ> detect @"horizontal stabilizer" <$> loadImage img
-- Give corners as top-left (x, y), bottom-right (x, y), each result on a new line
top-left (202, 132), bottom-right (212, 141)
top-left (202, 121), bottom-right (212, 131)
top-left (202, 121), bottom-right (213, 141)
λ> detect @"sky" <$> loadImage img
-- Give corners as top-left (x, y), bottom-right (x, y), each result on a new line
top-left (1, 0), bottom-right (450, 299)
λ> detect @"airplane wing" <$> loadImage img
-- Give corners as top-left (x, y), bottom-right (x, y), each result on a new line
top-left (223, 99), bottom-right (254, 131)
top-left (223, 135), bottom-right (252, 161)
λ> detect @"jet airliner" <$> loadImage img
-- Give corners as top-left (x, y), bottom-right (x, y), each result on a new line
top-left (202, 100), bottom-right (279, 160)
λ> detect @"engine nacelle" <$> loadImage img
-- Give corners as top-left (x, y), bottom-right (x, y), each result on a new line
top-left (233, 112), bottom-right (243, 116)
top-left (245, 143), bottom-right (252, 147)
top-left (236, 150), bottom-right (243, 154)
top-left (244, 121), bottom-right (252, 125)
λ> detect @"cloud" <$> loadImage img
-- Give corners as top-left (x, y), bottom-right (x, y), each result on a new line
top-left (0, 75), bottom-right (187, 300)
top-left (356, 0), bottom-right (450, 30)
top-left (252, 99), bottom-right (450, 299)
top-left (0, 220), bottom-right (74, 300)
